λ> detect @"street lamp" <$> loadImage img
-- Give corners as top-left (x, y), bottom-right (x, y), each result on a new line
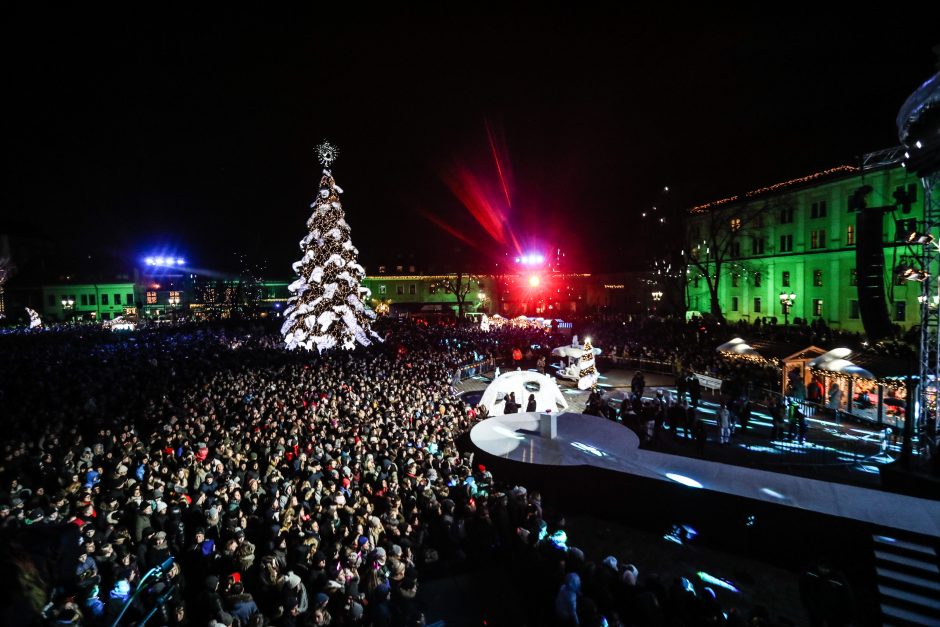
top-left (61, 297), bottom-right (75, 321)
top-left (168, 293), bottom-right (181, 320)
top-left (779, 291), bottom-right (796, 325)
top-left (651, 291), bottom-right (663, 301)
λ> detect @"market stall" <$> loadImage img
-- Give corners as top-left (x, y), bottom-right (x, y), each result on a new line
top-left (806, 348), bottom-right (911, 428)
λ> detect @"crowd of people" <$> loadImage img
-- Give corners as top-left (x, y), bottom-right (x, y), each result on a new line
top-left (0, 318), bottom-right (822, 626)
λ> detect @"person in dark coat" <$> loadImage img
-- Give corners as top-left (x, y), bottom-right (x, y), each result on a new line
top-left (196, 575), bottom-right (232, 625)
top-left (226, 581), bottom-right (259, 626)
top-left (631, 371), bottom-right (646, 399)
top-left (689, 374), bottom-right (702, 408)
top-left (526, 394), bottom-right (537, 413)
top-left (504, 392), bottom-right (519, 414)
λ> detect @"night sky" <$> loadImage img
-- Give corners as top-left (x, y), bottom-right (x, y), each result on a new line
top-left (4, 10), bottom-right (939, 277)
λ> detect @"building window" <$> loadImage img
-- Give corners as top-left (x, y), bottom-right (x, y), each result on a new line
top-left (730, 242), bottom-right (741, 258)
top-left (810, 200), bottom-right (827, 219)
top-left (409, 284), bottom-right (416, 295)
top-left (754, 272), bottom-right (762, 287)
top-left (754, 297), bottom-right (762, 313)
top-left (378, 265), bottom-right (387, 274)
top-left (408, 265), bottom-right (416, 273)
top-left (114, 293), bottom-right (121, 305)
top-left (779, 207), bottom-right (794, 224)
top-left (693, 275), bottom-right (700, 288)
top-left (126, 293), bottom-right (134, 304)
top-left (846, 225), bottom-right (855, 246)
top-left (895, 301), bottom-right (906, 322)
top-left (378, 285), bottom-right (387, 295)
top-left (47, 294), bottom-right (55, 306)
top-left (812, 298), bottom-right (823, 317)
top-left (101, 294), bottom-right (109, 305)
top-left (396, 285), bottom-right (404, 295)
top-left (810, 229), bottom-right (826, 249)
top-left (81, 294), bottom-right (88, 306)
top-left (849, 269), bottom-right (857, 286)
top-left (146, 291), bottom-right (157, 304)
top-left (849, 300), bottom-right (859, 319)
top-left (779, 234), bottom-right (793, 252)
top-left (813, 269), bottom-right (823, 287)
top-left (395, 265), bottom-right (403, 272)
top-left (730, 217), bottom-right (742, 231)
top-left (89, 295), bottom-right (96, 305)
top-left (732, 274), bottom-right (740, 287)
top-left (731, 296), bottom-right (739, 312)
top-left (751, 237), bottom-right (765, 255)
top-left (782, 271), bottom-right (791, 287)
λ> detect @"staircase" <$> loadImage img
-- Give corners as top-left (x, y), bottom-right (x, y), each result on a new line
top-left (873, 533), bottom-right (940, 626)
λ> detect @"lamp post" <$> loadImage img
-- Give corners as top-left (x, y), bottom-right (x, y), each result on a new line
top-left (779, 291), bottom-right (796, 325)
top-left (168, 293), bottom-right (181, 320)
top-left (61, 297), bottom-right (75, 322)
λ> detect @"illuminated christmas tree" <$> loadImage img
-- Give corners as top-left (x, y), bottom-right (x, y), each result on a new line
top-left (578, 337), bottom-right (598, 390)
top-left (281, 142), bottom-right (380, 352)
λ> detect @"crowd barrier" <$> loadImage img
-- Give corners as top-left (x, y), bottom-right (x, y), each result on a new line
top-left (454, 357), bottom-right (498, 381)
top-left (597, 355), bottom-right (674, 375)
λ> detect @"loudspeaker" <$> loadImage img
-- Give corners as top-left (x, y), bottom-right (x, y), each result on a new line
top-left (856, 207), bottom-right (893, 341)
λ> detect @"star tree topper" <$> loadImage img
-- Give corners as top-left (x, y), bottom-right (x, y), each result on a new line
top-left (316, 140), bottom-right (339, 167)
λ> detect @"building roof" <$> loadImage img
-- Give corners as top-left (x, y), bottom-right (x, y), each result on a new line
top-left (689, 165), bottom-right (860, 214)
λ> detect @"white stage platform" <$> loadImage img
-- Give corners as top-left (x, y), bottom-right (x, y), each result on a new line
top-left (470, 412), bottom-right (940, 538)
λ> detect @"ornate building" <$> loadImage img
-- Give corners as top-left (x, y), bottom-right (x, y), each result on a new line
top-left (686, 151), bottom-right (924, 334)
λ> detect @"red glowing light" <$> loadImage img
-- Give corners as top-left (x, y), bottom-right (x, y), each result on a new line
top-left (442, 165), bottom-right (509, 245)
top-left (528, 275), bottom-right (540, 287)
top-left (486, 119), bottom-right (513, 212)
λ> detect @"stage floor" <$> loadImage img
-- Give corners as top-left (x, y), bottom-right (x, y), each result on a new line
top-left (470, 412), bottom-right (940, 538)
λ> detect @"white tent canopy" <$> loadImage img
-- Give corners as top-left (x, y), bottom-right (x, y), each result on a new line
top-left (479, 370), bottom-right (569, 417)
top-left (716, 337), bottom-right (759, 356)
top-left (808, 348), bottom-right (874, 379)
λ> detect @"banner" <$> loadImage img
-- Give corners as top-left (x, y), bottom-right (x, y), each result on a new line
top-left (694, 373), bottom-right (723, 390)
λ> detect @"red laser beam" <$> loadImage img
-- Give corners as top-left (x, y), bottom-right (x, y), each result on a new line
top-left (415, 206), bottom-right (477, 248)
top-left (442, 165), bottom-right (510, 246)
top-left (486, 119), bottom-right (513, 212)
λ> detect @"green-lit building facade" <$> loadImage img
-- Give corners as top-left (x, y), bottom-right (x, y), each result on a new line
top-left (41, 283), bottom-right (137, 321)
top-left (686, 158), bottom-right (924, 333)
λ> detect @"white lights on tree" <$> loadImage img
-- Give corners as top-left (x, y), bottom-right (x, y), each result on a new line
top-left (578, 337), bottom-right (599, 390)
top-left (26, 307), bottom-right (42, 329)
top-left (281, 142), bottom-right (380, 352)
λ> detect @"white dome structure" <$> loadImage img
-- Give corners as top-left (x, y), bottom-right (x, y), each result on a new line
top-left (479, 371), bottom-right (569, 417)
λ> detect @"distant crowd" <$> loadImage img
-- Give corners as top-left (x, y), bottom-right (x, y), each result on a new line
top-left (0, 317), bottom-right (832, 626)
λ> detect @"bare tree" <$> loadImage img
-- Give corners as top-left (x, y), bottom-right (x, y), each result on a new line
top-left (685, 199), bottom-right (771, 321)
top-left (433, 271), bottom-right (481, 320)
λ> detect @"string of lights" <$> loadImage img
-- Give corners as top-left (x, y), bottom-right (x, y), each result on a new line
top-left (281, 143), bottom-right (380, 352)
top-left (808, 367), bottom-right (907, 391)
top-left (689, 166), bottom-right (859, 214)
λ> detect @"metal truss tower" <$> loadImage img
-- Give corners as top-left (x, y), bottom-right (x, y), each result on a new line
top-left (917, 173), bottom-right (940, 449)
